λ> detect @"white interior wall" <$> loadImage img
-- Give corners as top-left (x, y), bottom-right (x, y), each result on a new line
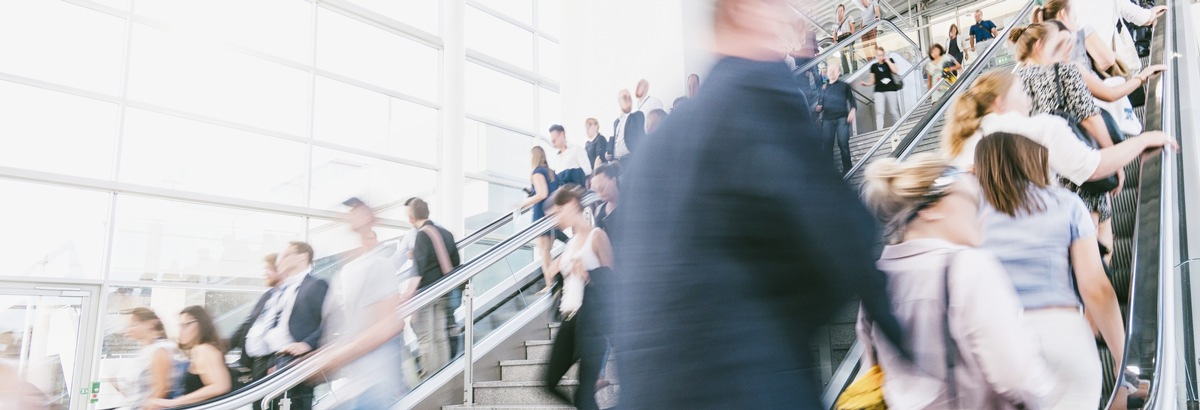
top-left (557, 0), bottom-right (690, 145)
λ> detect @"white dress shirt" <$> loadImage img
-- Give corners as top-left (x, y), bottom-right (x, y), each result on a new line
top-left (551, 144), bottom-right (593, 175)
top-left (614, 113), bottom-right (631, 158)
top-left (636, 95), bottom-right (664, 114)
top-left (245, 269), bottom-right (310, 356)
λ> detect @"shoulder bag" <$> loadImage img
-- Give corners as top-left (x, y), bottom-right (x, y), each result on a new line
top-left (836, 252), bottom-right (962, 410)
top-left (1052, 64), bottom-right (1119, 194)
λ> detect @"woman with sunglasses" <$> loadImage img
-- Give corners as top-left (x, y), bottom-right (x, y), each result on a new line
top-left (144, 306), bottom-right (230, 410)
top-left (975, 132), bottom-right (1123, 407)
top-left (857, 154), bottom-right (1052, 409)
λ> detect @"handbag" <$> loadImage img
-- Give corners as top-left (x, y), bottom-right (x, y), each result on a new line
top-left (1052, 64), bottom-right (1119, 194)
top-left (1113, 21), bottom-right (1143, 76)
top-left (835, 365), bottom-right (887, 410)
top-left (1094, 77), bottom-right (1142, 136)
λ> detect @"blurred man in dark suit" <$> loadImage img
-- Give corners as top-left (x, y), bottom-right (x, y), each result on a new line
top-left (613, 0), bottom-right (907, 408)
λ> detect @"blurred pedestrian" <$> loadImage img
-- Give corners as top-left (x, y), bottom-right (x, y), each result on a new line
top-left (613, 0), bottom-right (907, 407)
top-left (116, 307), bottom-right (178, 410)
top-left (860, 154), bottom-right (1054, 409)
top-left (145, 306), bottom-right (231, 410)
top-left (542, 186), bottom-right (614, 410)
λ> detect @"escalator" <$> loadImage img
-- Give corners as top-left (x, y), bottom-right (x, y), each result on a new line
top-left (181, 194), bottom-right (599, 409)
top-left (820, 0), bottom-right (1200, 408)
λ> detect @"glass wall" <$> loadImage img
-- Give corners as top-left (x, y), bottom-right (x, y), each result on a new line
top-left (462, 0), bottom-right (561, 231)
top-left (0, 0), bottom-right (558, 407)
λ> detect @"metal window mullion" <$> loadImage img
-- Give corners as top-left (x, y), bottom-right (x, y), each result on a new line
top-left (466, 49), bottom-right (560, 91)
top-left (317, 0), bottom-right (443, 49)
top-left (305, 0), bottom-right (319, 242)
top-left (465, 174), bottom-right (533, 190)
top-left (0, 166), bottom-right (411, 230)
top-left (464, 113), bottom-right (539, 139)
top-left (465, 0), bottom-right (537, 34)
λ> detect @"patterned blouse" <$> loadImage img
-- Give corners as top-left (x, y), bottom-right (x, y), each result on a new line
top-left (1015, 63), bottom-right (1100, 121)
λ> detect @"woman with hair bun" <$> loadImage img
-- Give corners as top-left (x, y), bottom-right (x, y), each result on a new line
top-left (857, 153), bottom-right (1053, 409)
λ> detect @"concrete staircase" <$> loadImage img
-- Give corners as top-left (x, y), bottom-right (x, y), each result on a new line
top-left (444, 323), bottom-right (617, 410)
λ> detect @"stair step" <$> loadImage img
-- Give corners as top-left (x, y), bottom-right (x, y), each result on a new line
top-left (524, 340), bottom-right (554, 361)
top-left (472, 380), bottom-right (577, 406)
top-left (500, 359), bottom-right (577, 382)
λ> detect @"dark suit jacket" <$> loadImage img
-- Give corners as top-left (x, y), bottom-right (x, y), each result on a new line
top-left (230, 288), bottom-right (275, 364)
top-left (288, 274), bottom-right (328, 350)
top-left (610, 111), bottom-right (646, 158)
top-left (613, 57), bottom-right (906, 409)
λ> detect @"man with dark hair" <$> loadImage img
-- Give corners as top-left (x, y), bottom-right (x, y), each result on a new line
top-left (614, 0), bottom-right (907, 408)
top-left (406, 197), bottom-right (461, 374)
top-left (969, 9), bottom-right (999, 54)
top-left (548, 124), bottom-right (591, 187)
top-left (243, 240), bottom-right (327, 410)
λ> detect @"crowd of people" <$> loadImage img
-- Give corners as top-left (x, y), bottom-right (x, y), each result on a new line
top-left (106, 0), bottom-right (1178, 408)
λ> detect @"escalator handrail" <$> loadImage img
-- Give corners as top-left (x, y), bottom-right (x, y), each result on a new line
top-left (182, 193), bottom-right (599, 410)
top-left (842, 77), bottom-right (946, 180)
top-left (793, 19), bottom-right (921, 76)
top-left (1134, 0), bottom-right (1198, 407)
top-left (457, 206), bottom-right (533, 250)
top-left (888, 0), bottom-right (1039, 162)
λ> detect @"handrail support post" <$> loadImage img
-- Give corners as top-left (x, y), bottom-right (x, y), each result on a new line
top-left (463, 278), bottom-right (475, 405)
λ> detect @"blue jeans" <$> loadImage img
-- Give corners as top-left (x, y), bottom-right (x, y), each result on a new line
top-left (822, 118), bottom-right (853, 173)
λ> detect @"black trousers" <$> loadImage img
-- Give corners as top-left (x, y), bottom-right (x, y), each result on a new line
top-left (543, 269), bottom-right (612, 410)
top-left (268, 354), bottom-right (313, 410)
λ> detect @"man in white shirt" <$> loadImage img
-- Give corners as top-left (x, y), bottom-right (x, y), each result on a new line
top-left (244, 241), bottom-right (327, 410)
top-left (634, 79), bottom-right (664, 114)
top-left (611, 90), bottom-right (646, 161)
top-left (548, 124), bottom-right (592, 187)
top-left (320, 198), bottom-right (409, 408)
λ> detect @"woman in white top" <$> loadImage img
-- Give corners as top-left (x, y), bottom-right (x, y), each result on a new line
top-left (1069, 0), bottom-right (1164, 75)
top-left (939, 69), bottom-right (1173, 179)
top-left (542, 185), bottom-right (613, 410)
top-left (118, 307), bottom-right (179, 410)
top-left (858, 154), bottom-right (1054, 409)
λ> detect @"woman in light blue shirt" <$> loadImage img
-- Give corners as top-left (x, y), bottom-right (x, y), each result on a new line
top-left (975, 132), bottom-right (1125, 408)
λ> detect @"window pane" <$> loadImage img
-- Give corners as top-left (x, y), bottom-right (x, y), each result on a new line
top-left (343, 0), bottom-right (441, 36)
top-left (0, 81), bottom-right (119, 178)
top-left (465, 63), bottom-right (534, 128)
top-left (134, 0), bottom-right (313, 64)
top-left (0, 180), bottom-right (110, 280)
top-left (316, 8), bottom-right (440, 102)
top-left (539, 88), bottom-right (562, 133)
top-left (108, 196), bottom-right (305, 284)
top-left (475, 0), bottom-right (533, 25)
top-left (463, 120), bottom-right (540, 182)
top-left (466, 6), bottom-right (533, 70)
top-left (309, 148), bottom-right (437, 213)
top-left (0, 0), bottom-right (126, 95)
top-left (118, 108), bottom-right (309, 205)
top-left (126, 24), bottom-right (311, 136)
top-left (537, 0), bottom-right (562, 38)
top-left (538, 37), bottom-right (560, 81)
top-left (312, 77), bottom-right (439, 164)
top-left (463, 178), bottom-right (528, 234)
